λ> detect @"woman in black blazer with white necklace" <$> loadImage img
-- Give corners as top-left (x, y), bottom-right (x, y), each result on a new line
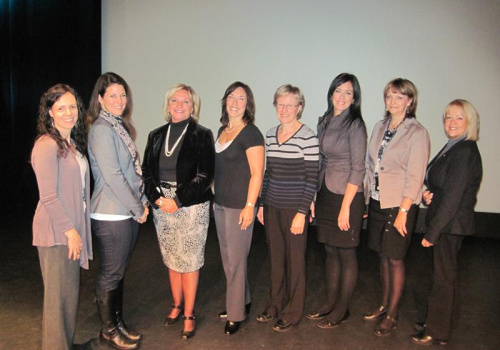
top-left (142, 84), bottom-right (215, 341)
top-left (411, 99), bottom-right (482, 346)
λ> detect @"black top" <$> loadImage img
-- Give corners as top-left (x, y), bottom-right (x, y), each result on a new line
top-left (214, 123), bottom-right (264, 209)
top-left (159, 118), bottom-right (190, 181)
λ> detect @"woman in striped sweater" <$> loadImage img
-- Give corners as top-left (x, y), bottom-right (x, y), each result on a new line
top-left (256, 84), bottom-right (319, 332)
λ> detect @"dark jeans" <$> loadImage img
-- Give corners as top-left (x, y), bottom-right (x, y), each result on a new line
top-left (92, 218), bottom-right (139, 295)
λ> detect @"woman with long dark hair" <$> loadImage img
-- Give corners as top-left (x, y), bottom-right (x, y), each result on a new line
top-left (307, 73), bottom-right (367, 329)
top-left (363, 78), bottom-right (430, 337)
top-left (214, 81), bottom-right (265, 335)
top-left (87, 72), bottom-right (148, 350)
top-left (31, 84), bottom-right (92, 350)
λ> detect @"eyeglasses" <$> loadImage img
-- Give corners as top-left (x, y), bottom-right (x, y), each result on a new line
top-left (275, 104), bottom-right (299, 110)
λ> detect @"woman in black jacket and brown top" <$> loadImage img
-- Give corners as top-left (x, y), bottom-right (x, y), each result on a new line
top-left (142, 84), bottom-right (215, 341)
top-left (411, 99), bottom-right (482, 346)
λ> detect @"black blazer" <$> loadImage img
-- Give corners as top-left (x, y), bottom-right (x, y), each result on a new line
top-left (142, 119), bottom-right (215, 208)
top-left (424, 139), bottom-right (482, 243)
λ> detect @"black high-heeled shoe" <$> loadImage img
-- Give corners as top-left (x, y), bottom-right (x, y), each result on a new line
top-left (411, 332), bottom-right (448, 346)
top-left (256, 311), bottom-right (276, 323)
top-left (224, 320), bottom-right (241, 335)
top-left (362, 305), bottom-right (388, 322)
top-left (374, 315), bottom-right (397, 337)
top-left (219, 303), bottom-right (251, 318)
top-left (181, 315), bottom-right (196, 341)
top-left (163, 303), bottom-right (183, 326)
top-left (317, 309), bottom-right (350, 329)
top-left (306, 308), bottom-right (333, 320)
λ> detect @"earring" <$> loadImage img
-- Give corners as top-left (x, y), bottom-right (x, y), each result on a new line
top-left (406, 107), bottom-right (409, 113)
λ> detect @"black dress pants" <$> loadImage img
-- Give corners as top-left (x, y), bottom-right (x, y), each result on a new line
top-left (263, 205), bottom-right (308, 324)
top-left (426, 233), bottom-right (464, 340)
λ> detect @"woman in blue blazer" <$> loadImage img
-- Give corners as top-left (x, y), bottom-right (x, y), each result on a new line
top-left (87, 72), bottom-right (148, 350)
top-left (411, 99), bottom-right (482, 346)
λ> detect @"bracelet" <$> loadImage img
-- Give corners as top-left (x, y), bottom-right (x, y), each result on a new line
top-left (399, 207), bottom-right (408, 213)
top-left (246, 202), bottom-right (255, 207)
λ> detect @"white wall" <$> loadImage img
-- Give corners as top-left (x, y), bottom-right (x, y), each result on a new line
top-left (102, 0), bottom-right (500, 213)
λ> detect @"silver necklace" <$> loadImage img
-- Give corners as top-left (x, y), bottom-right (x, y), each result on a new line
top-left (165, 123), bottom-right (189, 157)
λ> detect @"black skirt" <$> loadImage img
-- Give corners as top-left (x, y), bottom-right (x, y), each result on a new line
top-left (367, 198), bottom-right (418, 260)
top-left (316, 183), bottom-right (365, 248)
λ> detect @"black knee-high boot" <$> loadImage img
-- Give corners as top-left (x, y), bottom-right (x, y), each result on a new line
top-left (115, 280), bottom-right (143, 342)
top-left (96, 288), bottom-right (140, 350)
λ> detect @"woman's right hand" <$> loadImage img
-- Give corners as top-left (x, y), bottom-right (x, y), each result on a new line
top-left (423, 190), bottom-right (433, 205)
top-left (239, 206), bottom-right (255, 230)
top-left (64, 228), bottom-right (82, 260)
top-left (257, 206), bottom-right (264, 225)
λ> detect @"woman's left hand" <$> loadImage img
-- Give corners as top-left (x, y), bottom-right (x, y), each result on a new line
top-left (309, 201), bottom-right (315, 223)
top-left (421, 238), bottom-right (433, 247)
top-left (161, 198), bottom-right (179, 214)
top-left (290, 213), bottom-right (306, 235)
top-left (239, 206), bottom-right (255, 230)
top-left (64, 228), bottom-right (83, 260)
top-left (393, 211), bottom-right (408, 237)
top-left (338, 206), bottom-right (350, 231)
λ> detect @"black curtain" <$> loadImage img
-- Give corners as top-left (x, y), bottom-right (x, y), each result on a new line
top-left (1, 0), bottom-right (101, 226)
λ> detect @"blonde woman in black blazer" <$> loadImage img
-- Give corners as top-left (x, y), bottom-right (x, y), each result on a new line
top-left (411, 99), bottom-right (482, 346)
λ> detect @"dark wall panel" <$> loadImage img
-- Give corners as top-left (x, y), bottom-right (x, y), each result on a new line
top-left (1, 0), bottom-right (101, 225)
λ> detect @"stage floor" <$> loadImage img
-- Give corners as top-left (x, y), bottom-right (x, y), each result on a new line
top-left (1, 216), bottom-right (499, 350)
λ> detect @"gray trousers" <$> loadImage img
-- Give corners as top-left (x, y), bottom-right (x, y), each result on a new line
top-left (214, 204), bottom-right (255, 321)
top-left (38, 245), bottom-right (80, 350)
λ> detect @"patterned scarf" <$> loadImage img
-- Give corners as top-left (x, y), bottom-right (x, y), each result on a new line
top-left (99, 109), bottom-right (144, 196)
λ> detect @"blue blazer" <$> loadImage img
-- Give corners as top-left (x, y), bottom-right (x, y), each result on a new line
top-left (88, 117), bottom-right (145, 220)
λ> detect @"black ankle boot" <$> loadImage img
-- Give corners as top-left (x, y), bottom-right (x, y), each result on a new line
top-left (96, 289), bottom-right (140, 350)
top-left (115, 280), bottom-right (143, 342)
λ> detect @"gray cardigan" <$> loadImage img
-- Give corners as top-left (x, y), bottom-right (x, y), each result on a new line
top-left (31, 135), bottom-right (92, 269)
top-left (88, 117), bottom-right (145, 220)
top-left (317, 111), bottom-right (367, 194)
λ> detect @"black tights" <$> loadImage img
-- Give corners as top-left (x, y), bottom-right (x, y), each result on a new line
top-left (379, 256), bottom-right (405, 326)
top-left (320, 244), bottom-right (358, 322)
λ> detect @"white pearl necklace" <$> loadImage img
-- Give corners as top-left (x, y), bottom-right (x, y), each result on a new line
top-left (165, 123), bottom-right (189, 157)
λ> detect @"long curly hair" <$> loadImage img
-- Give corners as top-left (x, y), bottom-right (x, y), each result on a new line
top-left (36, 84), bottom-right (87, 157)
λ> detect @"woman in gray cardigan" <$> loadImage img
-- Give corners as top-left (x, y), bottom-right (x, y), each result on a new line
top-left (307, 73), bottom-right (367, 329)
top-left (87, 72), bottom-right (148, 350)
top-left (32, 84), bottom-right (92, 350)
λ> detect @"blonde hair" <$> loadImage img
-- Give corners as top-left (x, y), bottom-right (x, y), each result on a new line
top-left (273, 84), bottom-right (305, 120)
top-left (163, 84), bottom-right (200, 122)
top-left (443, 99), bottom-right (480, 141)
